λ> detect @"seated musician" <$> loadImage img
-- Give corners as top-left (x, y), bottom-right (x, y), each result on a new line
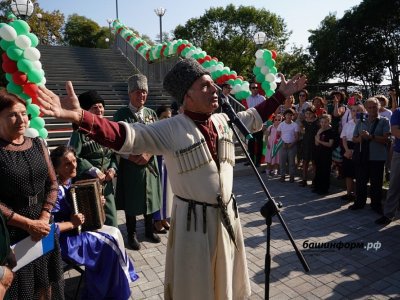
top-left (50, 146), bottom-right (138, 300)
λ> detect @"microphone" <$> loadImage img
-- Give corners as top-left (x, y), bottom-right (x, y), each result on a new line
top-left (220, 95), bottom-right (253, 140)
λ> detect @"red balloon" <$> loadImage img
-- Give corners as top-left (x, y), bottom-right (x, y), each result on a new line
top-left (177, 44), bottom-right (187, 54)
top-left (212, 57), bottom-right (218, 62)
top-left (117, 28), bottom-right (123, 34)
top-left (2, 52), bottom-right (11, 63)
top-left (204, 55), bottom-right (211, 61)
top-left (197, 58), bottom-right (206, 65)
top-left (228, 74), bottom-right (236, 80)
top-left (135, 42), bottom-right (144, 50)
top-left (12, 71), bottom-right (28, 85)
top-left (23, 83), bottom-right (38, 99)
top-left (237, 76), bottom-right (244, 80)
top-left (31, 95), bottom-right (40, 106)
top-left (160, 45), bottom-right (167, 57)
top-left (2, 61), bottom-right (18, 74)
top-left (145, 50), bottom-right (150, 60)
top-left (126, 35), bottom-right (132, 41)
top-left (271, 50), bottom-right (277, 60)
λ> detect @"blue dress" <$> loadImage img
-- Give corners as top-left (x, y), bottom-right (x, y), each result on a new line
top-left (52, 181), bottom-right (138, 300)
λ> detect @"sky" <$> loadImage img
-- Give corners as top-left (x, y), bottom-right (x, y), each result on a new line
top-left (36, 0), bottom-right (363, 49)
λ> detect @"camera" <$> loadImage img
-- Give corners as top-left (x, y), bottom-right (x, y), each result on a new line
top-left (356, 112), bottom-right (368, 122)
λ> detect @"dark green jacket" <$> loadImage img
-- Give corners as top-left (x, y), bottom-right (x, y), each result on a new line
top-left (113, 106), bottom-right (162, 215)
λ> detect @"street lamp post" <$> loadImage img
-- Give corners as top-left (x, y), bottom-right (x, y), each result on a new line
top-left (10, 0), bottom-right (35, 20)
top-left (107, 19), bottom-right (113, 44)
top-left (154, 7), bottom-right (166, 43)
top-left (115, 0), bottom-right (119, 20)
top-left (253, 31), bottom-right (266, 49)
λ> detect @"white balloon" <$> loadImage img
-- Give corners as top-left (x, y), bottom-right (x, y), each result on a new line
top-left (32, 60), bottom-right (42, 69)
top-left (232, 84), bottom-right (241, 94)
top-left (242, 81), bottom-right (250, 91)
top-left (0, 24), bottom-right (17, 41)
top-left (215, 64), bottom-right (223, 71)
top-left (260, 66), bottom-right (269, 75)
top-left (255, 49), bottom-right (264, 59)
top-left (15, 35), bottom-right (31, 49)
top-left (23, 47), bottom-right (41, 61)
top-left (24, 127), bottom-right (39, 138)
top-left (270, 81), bottom-right (277, 90)
top-left (265, 73), bottom-right (276, 83)
top-left (38, 77), bottom-right (46, 87)
top-left (255, 58), bottom-right (265, 67)
top-left (186, 50), bottom-right (195, 58)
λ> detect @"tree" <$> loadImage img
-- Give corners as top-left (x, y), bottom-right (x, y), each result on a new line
top-left (278, 46), bottom-right (316, 83)
top-left (64, 14), bottom-right (102, 47)
top-left (28, 8), bottom-right (65, 46)
top-left (173, 4), bottom-right (289, 79)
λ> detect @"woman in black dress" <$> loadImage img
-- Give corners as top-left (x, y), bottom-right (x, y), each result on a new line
top-left (313, 114), bottom-right (335, 194)
top-left (0, 90), bottom-right (64, 300)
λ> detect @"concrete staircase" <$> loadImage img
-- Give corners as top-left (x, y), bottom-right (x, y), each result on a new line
top-left (39, 45), bottom-right (173, 148)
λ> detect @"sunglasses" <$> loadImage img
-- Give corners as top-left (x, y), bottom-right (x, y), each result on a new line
top-left (251, 87), bottom-right (258, 90)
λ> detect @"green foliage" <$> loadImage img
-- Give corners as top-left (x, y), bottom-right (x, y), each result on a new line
top-left (64, 14), bottom-right (101, 47)
top-left (28, 9), bottom-right (65, 45)
top-left (309, 0), bottom-right (400, 90)
top-left (278, 46), bottom-right (317, 83)
top-left (173, 4), bottom-right (289, 79)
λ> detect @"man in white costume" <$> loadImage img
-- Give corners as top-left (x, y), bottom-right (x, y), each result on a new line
top-left (37, 58), bottom-right (306, 300)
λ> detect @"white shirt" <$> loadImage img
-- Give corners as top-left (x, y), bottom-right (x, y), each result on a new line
top-left (340, 118), bottom-right (356, 141)
top-left (277, 121), bottom-right (299, 143)
top-left (379, 108), bottom-right (392, 120)
top-left (246, 94), bottom-right (265, 108)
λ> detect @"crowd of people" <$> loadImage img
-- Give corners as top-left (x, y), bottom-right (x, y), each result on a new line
top-left (257, 86), bottom-right (399, 220)
top-left (0, 53), bottom-right (398, 299)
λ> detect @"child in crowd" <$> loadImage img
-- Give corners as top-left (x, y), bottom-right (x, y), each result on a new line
top-left (299, 106), bottom-right (319, 187)
top-left (313, 114), bottom-right (335, 194)
top-left (277, 109), bottom-right (299, 182)
top-left (312, 96), bottom-right (327, 118)
top-left (265, 114), bottom-right (283, 177)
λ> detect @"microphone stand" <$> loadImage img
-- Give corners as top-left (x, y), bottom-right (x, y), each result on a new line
top-left (215, 86), bottom-right (310, 299)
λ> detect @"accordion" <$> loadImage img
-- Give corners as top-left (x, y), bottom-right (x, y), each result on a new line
top-left (69, 179), bottom-right (105, 233)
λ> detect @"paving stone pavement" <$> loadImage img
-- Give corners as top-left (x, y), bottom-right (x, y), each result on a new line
top-left (65, 171), bottom-right (400, 299)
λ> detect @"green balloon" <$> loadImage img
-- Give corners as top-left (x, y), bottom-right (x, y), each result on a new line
top-left (266, 89), bottom-right (274, 97)
top-left (7, 82), bottom-right (23, 94)
top-left (26, 33), bottom-right (39, 47)
top-left (6, 46), bottom-right (24, 61)
top-left (18, 93), bottom-right (31, 101)
top-left (256, 73), bottom-right (264, 83)
top-left (38, 127), bottom-right (48, 139)
top-left (30, 117), bottom-right (45, 130)
top-left (227, 79), bottom-right (234, 85)
top-left (262, 81), bottom-right (271, 91)
top-left (10, 20), bottom-right (30, 35)
top-left (24, 98), bottom-right (32, 105)
top-left (27, 68), bottom-right (44, 83)
top-left (253, 66), bottom-right (261, 76)
top-left (266, 59), bottom-right (275, 68)
top-left (17, 58), bottom-right (33, 73)
top-left (202, 61), bottom-right (211, 68)
top-left (181, 47), bottom-right (190, 57)
top-left (5, 73), bottom-right (13, 83)
top-left (0, 39), bottom-right (15, 51)
top-left (263, 50), bottom-right (272, 61)
top-left (27, 103), bottom-right (40, 118)
top-left (233, 79), bottom-right (242, 86)
top-left (269, 67), bottom-right (278, 74)
top-left (243, 90), bottom-right (251, 98)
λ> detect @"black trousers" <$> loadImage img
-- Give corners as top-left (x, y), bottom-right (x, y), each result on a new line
top-left (248, 130), bottom-right (264, 166)
top-left (355, 160), bottom-right (385, 208)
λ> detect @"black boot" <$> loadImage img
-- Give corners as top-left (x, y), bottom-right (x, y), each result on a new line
top-left (144, 214), bottom-right (161, 243)
top-left (126, 214), bottom-right (141, 250)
